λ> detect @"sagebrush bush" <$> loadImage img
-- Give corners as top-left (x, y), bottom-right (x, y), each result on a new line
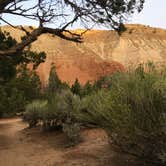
top-left (24, 90), bottom-right (81, 146)
top-left (24, 100), bottom-right (47, 128)
top-left (63, 122), bottom-right (80, 147)
top-left (81, 67), bottom-right (166, 165)
top-left (45, 90), bottom-right (81, 146)
top-left (109, 70), bottom-right (166, 165)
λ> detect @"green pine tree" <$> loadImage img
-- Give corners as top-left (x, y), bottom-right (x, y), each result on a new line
top-left (13, 64), bottom-right (42, 101)
top-left (48, 65), bottom-right (62, 93)
top-left (30, 70), bottom-right (41, 99)
top-left (71, 78), bottom-right (81, 96)
top-left (82, 81), bottom-right (93, 96)
top-left (0, 30), bottom-right (46, 84)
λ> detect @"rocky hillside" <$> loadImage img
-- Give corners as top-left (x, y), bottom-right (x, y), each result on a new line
top-left (1, 24), bottom-right (166, 85)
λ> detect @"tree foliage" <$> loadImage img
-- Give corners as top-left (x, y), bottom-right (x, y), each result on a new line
top-left (0, 30), bottom-right (44, 117)
top-left (24, 90), bottom-right (81, 146)
top-left (14, 64), bottom-right (42, 101)
top-left (80, 67), bottom-right (166, 165)
top-left (81, 81), bottom-right (93, 96)
top-left (46, 65), bottom-right (69, 97)
top-left (0, 0), bottom-right (145, 57)
top-left (0, 86), bottom-right (25, 117)
top-left (0, 29), bottom-right (46, 83)
top-left (71, 78), bottom-right (81, 96)
top-left (48, 65), bottom-right (62, 93)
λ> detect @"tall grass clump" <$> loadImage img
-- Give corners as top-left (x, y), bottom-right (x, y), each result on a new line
top-left (24, 100), bottom-right (47, 128)
top-left (81, 65), bottom-right (166, 165)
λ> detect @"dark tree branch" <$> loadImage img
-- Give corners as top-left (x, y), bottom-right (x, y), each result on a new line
top-left (0, 0), bottom-right (14, 11)
top-left (0, 0), bottom-right (145, 57)
top-left (0, 26), bottom-right (82, 58)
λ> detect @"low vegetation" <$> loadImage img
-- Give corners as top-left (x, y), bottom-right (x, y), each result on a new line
top-left (80, 65), bottom-right (166, 165)
top-left (22, 63), bottom-right (166, 165)
top-left (0, 29), bottom-right (165, 165)
top-left (0, 30), bottom-right (45, 117)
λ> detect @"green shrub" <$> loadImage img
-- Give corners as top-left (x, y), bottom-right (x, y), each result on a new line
top-left (60, 90), bottom-right (81, 146)
top-left (7, 88), bottom-right (26, 115)
top-left (109, 71), bottom-right (165, 165)
top-left (81, 68), bottom-right (166, 165)
top-left (0, 87), bottom-right (8, 117)
top-left (41, 94), bottom-right (61, 130)
top-left (0, 86), bottom-right (25, 117)
top-left (24, 90), bottom-right (81, 146)
top-left (24, 100), bottom-right (47, 128)
top-left (0, 30), bottom-right (45, 118)
top-left (71, 78), bottom-right (81, 96)
top-left (79, 90), bottom-right (113, 127)
top-left (81, 81), bottom-right (94, 97)
top-left (63, 122), bottom-right (80, 147)
top-left (44, 90), bottom-right (81, 146)
top-left (14, 65), bottom-right (42, 101)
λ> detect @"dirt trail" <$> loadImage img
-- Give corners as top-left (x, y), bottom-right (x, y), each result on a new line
top-left (0, 118), bottom-right (26, 149)
top-left (0, 118), bottom-right (116, 166)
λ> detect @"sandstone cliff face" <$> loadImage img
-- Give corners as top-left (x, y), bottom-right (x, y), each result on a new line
top-left (1, 24), bottom-right (166, 84)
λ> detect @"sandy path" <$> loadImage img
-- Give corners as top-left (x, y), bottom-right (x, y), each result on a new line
top-left (0, 118), bottom-right (117, 166)
top-left (0, 118), bottom-right (26, 149)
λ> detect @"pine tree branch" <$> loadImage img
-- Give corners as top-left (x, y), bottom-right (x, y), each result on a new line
top-left (0, 26), bottom-right (82, 58)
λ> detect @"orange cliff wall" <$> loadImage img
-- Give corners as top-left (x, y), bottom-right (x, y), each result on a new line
top-left (1, 24), bottom-right (166, 85)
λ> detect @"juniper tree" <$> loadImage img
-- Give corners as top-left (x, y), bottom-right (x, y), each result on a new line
top-left (71, 78), bottom-right (81, 96)
top-left (48, 65), bottom-right (62, 93)
top-left (0, 0), bottom-right (145, 57)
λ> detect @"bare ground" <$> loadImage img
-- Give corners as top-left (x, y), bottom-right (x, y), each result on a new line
top-left (0, 118), bottom-right (113, 166)
top-left (0, 118), bottom-right (138, 166)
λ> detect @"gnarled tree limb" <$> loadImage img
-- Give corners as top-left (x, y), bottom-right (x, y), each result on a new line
top-left (0, 0), bottom-right (145, 58)
top-left (0, 26), bottom-right (82, 58)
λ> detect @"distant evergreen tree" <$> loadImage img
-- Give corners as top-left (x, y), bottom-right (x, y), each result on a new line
top-left (82, 81), bottom-right (93, 96)
top-left (48, 65), bottom-right (62, 93)
top-left (29, 71), bottom-right (41, 99)
top-left (71, 78), bottom-right (81, 96)
top-left (13, 64), bottom-right (42, 101)
top-left (60, 82), bottom-right (70, 90)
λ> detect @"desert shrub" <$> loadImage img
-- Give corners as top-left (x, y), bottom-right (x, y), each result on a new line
top-left (79, 90), bottom-right (112, 126)
top-left (93, 75), bottom-right (112, 89)
top-left (44, 90), bottom-right (82, 146)
top-left (109, 70), bottom-right (166, 165)
top-left (0, 86), bottom-right (25, 117)
top-left (25, 90), bottom-right (82, 146)
top-left (63, 122), bottom-right (80, 147)
top-left (41, 94), bottom-right (62, 130)
top-left (24, 100), bottom-right (47, 128)
top-left (80, 67), bottom-right (166, 165)
top-left (60, 90), bottom-right (81, 146)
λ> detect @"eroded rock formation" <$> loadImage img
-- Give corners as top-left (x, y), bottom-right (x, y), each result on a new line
top-left (1, 24), bottom-right (166, 84)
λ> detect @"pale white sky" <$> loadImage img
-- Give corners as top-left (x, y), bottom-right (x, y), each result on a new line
top-left (130, 0), bottom-right (166, 29)
top-left (1, 0), bottom-right (166, 29)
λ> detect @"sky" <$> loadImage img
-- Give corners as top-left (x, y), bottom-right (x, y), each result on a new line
top-left (130, 0), bottom-right (166, 29)
top-left (1, 0), bottom-right (166, 30)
